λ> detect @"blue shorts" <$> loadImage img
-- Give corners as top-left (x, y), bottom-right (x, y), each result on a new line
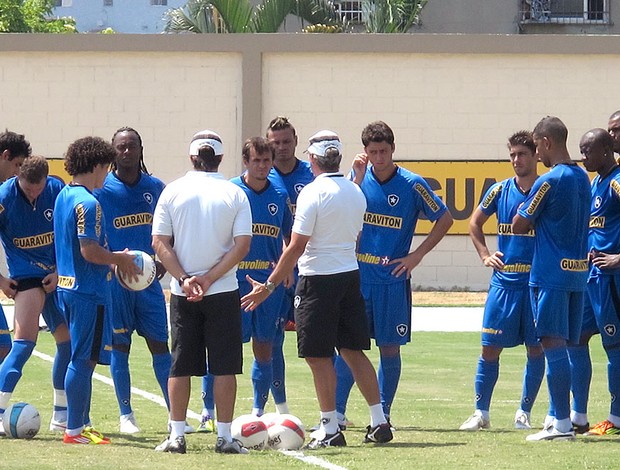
top-left (0, 305), bottom-right (10, 348)
top-left (587, 275), bottom-right (620, 347)
top-left (110, 278), bottom-right (168, 345)
top-left (530, 287), bottom-right (584, 343)
top-left (239, 279), bottom-right (286, 344)
top-left (41, 292), bottom-right (67, 334)
top-left (361, 280), bottom-right (411, 347)
top-left (579, 289), bottom-right (598, 339)
top-left (481, 285), bottom-right (538, 348)
top-left (58, 290), bottom-right (112, 365)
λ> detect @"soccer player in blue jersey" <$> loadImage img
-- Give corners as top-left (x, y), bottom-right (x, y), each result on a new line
top-left (54, 136), bottom-right (139, 445)
top-left (0, 156), bottom-right (71, 433)
top-left (459, 131), bottom-right (544, 431)
top-left (0, 131), bottom-right (31, 364)
top-left (567, 128), bottom-right (620, 436)
top-left (335, 121), bottom-right (453, 427)
top-left (608, 111), bottom-right (620, 160)
top-left (513, 116), bottom-right (590, 441)
top-left (231, 137), bottom-right (293, 417)
top-left (95, 127), bottom-right (173, 434)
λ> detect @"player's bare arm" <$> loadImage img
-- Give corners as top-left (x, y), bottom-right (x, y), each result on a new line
top-left (351, 153), bottom-right (368, 185)
top-left (241, 232), bottom-right (309, 311)
top-left (390, 211), bottom-right (454, 278)
top-left (469, 207), bottom-right (505, 270)
top-left (511, 213), bottom-right (532, 235)
top-left (152, 234), bottom-right (202, 301)
top-left (79, 238), bottom-right (140, 281)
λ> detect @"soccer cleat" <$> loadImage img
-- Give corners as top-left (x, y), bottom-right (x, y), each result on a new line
top-left (120, 412), bottom-right (140, 434)
top-left (49, 418), bottom-right (67, 432)
top-left (572, 421), bottom-right (590, 435)
top-left (585, 420), bottom-right (620, 436)
top-left (197, 416), bottom-right (216, 433)
top-left (526, 427), bottom-right (576, 441)
top-left (82, 426), bottom-right (111, 444)
top-left (364, 423), bottom-right (394, 444)
top-left (514, 410), bottom-right (532, 429)
top-left (64, 429), bottom-right (111, 445)
top-left (155, 435), bottom-right (187, 454)
top-left (459, 412), bottom-right (490, 431)
top-left (215, 437), bottom-right (249, 454)
top-left (305, 430), bottom-right (347, 449)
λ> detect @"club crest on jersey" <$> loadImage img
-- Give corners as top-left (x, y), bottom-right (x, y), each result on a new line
top-left (594, 196), bottom-right (602, 209)
top-left (396, 323), bottom-right (408, 336)
top-left (388, 194), bottom-right (399, 207)
top-left (143, 192), bottom-right (153, 205)
top-left (605, 324), bottom-right (617, 336)
top-left (294, 295), bottom-right (301, 308)
top-left (44, 208), bottom-right (53, 222)
top-left (294, 183), bottom-right (305, 195)
top-left (268, 203), bottom-right (278, 215)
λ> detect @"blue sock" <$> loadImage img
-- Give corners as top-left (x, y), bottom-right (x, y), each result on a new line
top-left (474, 357), bottom-right (499, 412)
top-left (0, 340), bottom-right (36, 403)
top-left (202, 372), bottom-right (215, 412)
top-left (52, 341), bottom-right (71, 412)
top-left (335, 355), bottom-right (354, 416)
top-left (271, 329), bottom-right (287, 404)
top-left (521, 353), bottom-right (545, 412)
top-left (378, 353), bottom-right (402, 417)
top-left (606, 347), bottom-right (620, 417)
top-left (568, 345), bottom-right (591, 414)
top-left (152, 352), bottom-right (171, 409)
top-left (252, 359), bottom-right (272, 411)
top-left (544, 346), bottom-right (571, 421)
top-left (111, 349), bottom-right (132, 416)
top-left (65, 359), bottom-right (94, 430)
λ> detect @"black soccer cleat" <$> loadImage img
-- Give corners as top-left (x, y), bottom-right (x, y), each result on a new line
top-left (364, 423), bottom-right (394, 444)
top-left (306, 430), bottom-right (347, 449)
top-left (155, 435), bottom-right (187, 454)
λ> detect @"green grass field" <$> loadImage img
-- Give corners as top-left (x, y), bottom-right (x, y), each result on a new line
top-left (1, 330), bottom-right (616, 469)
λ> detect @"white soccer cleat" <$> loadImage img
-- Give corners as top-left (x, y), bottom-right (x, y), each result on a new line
top-left (120, 412), bottom-right (141, 434)
top-left (459, 412), bottom-right (490, 431)
top-left (514, 410), bottom-right (532, 429)
top-left (542, 415), bottom-right (554, 431)
top-left (526, 426), bottom-right (576, 441)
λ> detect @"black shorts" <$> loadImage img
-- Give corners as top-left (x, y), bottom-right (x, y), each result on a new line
top-left (295, 270), bottom-right (370, 358)
top-left (169, 290), bottom-right (243, 377)
top-left (15, 277), bottom-right (45, 292)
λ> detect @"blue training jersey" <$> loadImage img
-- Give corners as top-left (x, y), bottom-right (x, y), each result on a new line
top-left (0, 176), bottom-right (63, 279)
top-left (517, 163), bottom-right (590, 291)
top-left (357, 165), bottom-right (449, 284)
top-left (95, 171), bottom-right (164, 254)
top-left (231, 176), bottom-right (293, 282)
top-left (268, 159), bottom-right (314, 214)
top-left (589, 165), bottom-right (620, 278)
top-left (54, 184), bottom-right (111, 300)
top-left (479, 177), bottom-right (535, 288)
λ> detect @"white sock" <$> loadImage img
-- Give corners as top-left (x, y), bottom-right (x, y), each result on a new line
top-left (477, 409), bottom-right (490, 421)
top-left (554, 417), bottom-right (573, 433)
top-left (251, 407), bottom-right (263, 417)
top-left (570, 411), bottom-right (588, 426)
top-left (275, 402), bottom-right (289, 414)
top-left (369, 404), bottom-right (386, 428)
top-left (320, 410), bottom-right (338, 435)
top-left (609, 414), bottom-right (620, 427)
top-left (217, 421), bottom-right (232, 440)
top-left (53, 389), bottom-right (67, 408)
top-left (169, 420), bottom-right (185, 439)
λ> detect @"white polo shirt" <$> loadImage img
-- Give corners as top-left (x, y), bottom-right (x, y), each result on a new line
top-left (293, 172), bottom-right (366, 276)
top-left (152, 171), bottom-right (252, 296)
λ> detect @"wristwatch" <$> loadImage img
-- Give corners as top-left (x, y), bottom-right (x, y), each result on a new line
top-left (178, 274), bottom-right (190, 286)
top-left (264, 280), bottom-right (276, 293)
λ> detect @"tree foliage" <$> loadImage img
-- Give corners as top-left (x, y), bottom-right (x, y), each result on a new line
top-left (165, 0), bottom-right (344, 33)
top-left (363, 0), bottom-right (427, 33)
top-left (0, 0), bottom-right (76, 33)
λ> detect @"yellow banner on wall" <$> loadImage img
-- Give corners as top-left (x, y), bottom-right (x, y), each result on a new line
top-left (397, 161), bottom-right (516, 235)
top-left (48, 159), bottom-right (71, 185)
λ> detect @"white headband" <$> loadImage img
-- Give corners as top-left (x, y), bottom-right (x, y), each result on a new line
top-left (307, 139), bottom-right (342, 157)
top-left (189, 138), bottom-right (224, 157)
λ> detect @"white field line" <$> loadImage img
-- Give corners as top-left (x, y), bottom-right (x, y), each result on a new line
top-left (31, 349), bottom-right (346, 469)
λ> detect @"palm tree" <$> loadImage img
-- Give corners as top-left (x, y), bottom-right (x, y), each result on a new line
top-left (363, 0), bottom-right (427, 33)
top-left (165, 0), bottom-right (344, 33)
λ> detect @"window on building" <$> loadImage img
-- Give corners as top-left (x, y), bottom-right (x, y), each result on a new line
top-left (104, 0), bottom-right (113, 5)
top-left (54, 0), bottom-right (72, 6)
top-left (520, 0), bottom-right (609, 24)
top-left (151, 0), bottom-right (168, 5)
top-left (335, 1), bottom-right (363, 23)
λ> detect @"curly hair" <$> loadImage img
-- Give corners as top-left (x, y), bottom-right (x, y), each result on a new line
top-left (111, 126), bottom-right (150, 174)
top-left (0, 130), bottom-right (32, 160)
top-left (64, 136), bottom-right (116, 176)
top-left (361, 121), bottom-right (395, 147)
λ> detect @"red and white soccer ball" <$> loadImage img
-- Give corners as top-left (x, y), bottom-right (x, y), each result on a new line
top-left (114, 250), bottom-right (157, 291)
top-left (231, 414), bottom-right (269, 450)
top-left (266, 414), bottom-right (305, 450)
top-left (2, 402), bottom-right (41, 439)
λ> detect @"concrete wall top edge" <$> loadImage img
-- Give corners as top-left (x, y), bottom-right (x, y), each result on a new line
top-left (1, 33), bottom-right (619, 55)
